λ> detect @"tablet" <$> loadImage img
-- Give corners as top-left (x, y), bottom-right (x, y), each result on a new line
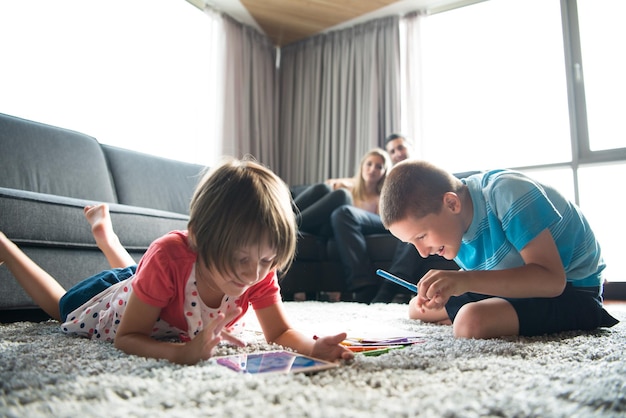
top-left (213, 350), bottom-right (338, 374)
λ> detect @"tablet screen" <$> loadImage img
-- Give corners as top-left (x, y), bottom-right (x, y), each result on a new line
top-left (213, 350), bottom-right (338, 374)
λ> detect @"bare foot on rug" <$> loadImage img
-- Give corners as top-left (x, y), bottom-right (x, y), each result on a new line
top-left (84, 204), bottom-right (135, 269)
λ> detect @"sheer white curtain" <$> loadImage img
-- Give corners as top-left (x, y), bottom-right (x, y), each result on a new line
top-left (399, 12), bottom-right (425, 158)
top-left (221, 15), bottom-right (279, 170)
top-left (278, 16), bottom-right (401, 185)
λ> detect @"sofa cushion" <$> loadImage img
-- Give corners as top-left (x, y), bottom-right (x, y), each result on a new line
top-left (102, 145), bottom-right (205, 215)
top-left (0, 113), bottom-right (117, 203)
top-left (0, 188), bottom-right (189, 249)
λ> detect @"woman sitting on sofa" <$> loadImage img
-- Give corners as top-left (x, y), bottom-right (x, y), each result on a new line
top-left (293, 148), bottom-right (391, 237)
top-left (292, 148), bottom-right (391, 302)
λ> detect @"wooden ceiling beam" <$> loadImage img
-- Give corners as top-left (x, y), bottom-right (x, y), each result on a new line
top-left (240, 0), bottom-right (400, 46)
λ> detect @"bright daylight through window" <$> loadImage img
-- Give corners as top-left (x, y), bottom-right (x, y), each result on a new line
top-left (578, 0), bottom-right (626, 151)
top-left (408, 0), bottom-right (625, 283)
top-left (0, 0), bottom-right (223, 167)
top-left (418, 0), bottom-right (571, 174)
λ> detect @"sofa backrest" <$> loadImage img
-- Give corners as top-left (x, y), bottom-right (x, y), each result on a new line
top-left (0, 113), bottom-right (117, 203)
top-left (102, 145), bottom-right (205, 215)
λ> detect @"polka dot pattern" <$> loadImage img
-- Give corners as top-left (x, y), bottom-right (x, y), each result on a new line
top-left (60, 267), bottom-right (246, 342)
top-left (182, 265), bottom-right (244, 341)
top-left (61, 276), bottom-right (181, 341)
top-left (61, 278), bottom-right (134, 341)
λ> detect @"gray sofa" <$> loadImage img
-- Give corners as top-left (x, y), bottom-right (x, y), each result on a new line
top-left (0, 113), bottom-right (461, 320)
top-left (0, 113), bottom-right (205, 320)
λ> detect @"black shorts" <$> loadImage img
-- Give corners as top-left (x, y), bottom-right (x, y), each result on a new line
top-left (445, 284), bottom-right (619, 336)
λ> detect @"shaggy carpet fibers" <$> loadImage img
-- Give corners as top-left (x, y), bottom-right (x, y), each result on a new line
top-left (1, 301), bottom-right (625, 418)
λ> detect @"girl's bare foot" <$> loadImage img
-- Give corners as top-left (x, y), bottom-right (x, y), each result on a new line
top-left (84, 204), bottom-right (115, 250)
top-left (84, 204), bottom-right (135, 269)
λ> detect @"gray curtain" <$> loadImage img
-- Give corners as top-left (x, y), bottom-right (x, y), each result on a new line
top-left (278, 16), bottom-right (401, 185)
top-left (221, 15), bottom-right (279, 171)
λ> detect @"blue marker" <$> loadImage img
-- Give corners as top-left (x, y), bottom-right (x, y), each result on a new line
top-left (376, 269), bottom-right (417, 294)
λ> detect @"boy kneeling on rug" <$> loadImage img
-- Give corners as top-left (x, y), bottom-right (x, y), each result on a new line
top-left (379, 160), bottom-right (618, 338)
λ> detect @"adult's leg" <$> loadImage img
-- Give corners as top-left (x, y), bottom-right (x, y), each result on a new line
top-left (84, 204), bottom-right (135, 269)
top-left (293, 183), bottom-right (332, 211)
top-left (330, 205), bottom-right (387, 302)
top-left (0, 232), bottom-right (65, 320)
top-left (297, 188), bottom-right (352, 234)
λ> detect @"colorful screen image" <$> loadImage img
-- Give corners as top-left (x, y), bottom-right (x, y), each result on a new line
top-left (213, 350), bottom-right (338, 374)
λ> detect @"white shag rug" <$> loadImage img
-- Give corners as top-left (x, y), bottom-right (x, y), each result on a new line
top-left (1, 301), bottom-right (625, 418)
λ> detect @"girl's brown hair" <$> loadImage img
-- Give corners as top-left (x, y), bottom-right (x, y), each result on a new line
top-left (187, 158), bottom-right (297, 276)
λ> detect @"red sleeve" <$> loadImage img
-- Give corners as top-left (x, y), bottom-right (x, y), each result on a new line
top-left (132, 231), bottom-right (195, 331)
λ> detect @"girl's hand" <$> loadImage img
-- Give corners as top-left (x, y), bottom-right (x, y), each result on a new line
top-left (180, 307), bottom-right (245, 364)
top-left (311, 332), bottom-right (354, 362)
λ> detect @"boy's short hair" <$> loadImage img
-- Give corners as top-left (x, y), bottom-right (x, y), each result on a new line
top-left (379, 160), bottom-right (462, 227)
top-left (188, 158), bottom-right (297, 275)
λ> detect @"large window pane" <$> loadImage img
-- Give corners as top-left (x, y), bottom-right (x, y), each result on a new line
top-left (418, 0), bottom-right (571, 173)
top-left (519, 167), bottom-right (576, 203)
top-left (0, 0), bottom-right (223, 166)
top-left (577, 0), bottom-right (626, 151)
top-left (578, 163), bottom-right (626, 282)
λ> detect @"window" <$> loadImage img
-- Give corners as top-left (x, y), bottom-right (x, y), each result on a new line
top-left (519, 167), bottom-right (575, 203)
top-left (578, 164), bottom-right (626, 283)
top-left (403, 0), bottom-right (626, 282)
top-left (417, 0), bottom-right (571, 173)
top-left (577, 0), bottom-right (626, 152)
top-left (573, 0), bottom-right (626, 282)
top-left (0, 0), bottom-right (223, 166)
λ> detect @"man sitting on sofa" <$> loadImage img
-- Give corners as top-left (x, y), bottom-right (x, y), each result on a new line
top-left (330, 134), bottom-right (459, 303)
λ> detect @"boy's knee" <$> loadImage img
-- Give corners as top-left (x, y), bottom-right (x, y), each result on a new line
top-left (453, 299), bottom-right (519, 339)
top-left (452, 304), bottom-right (485, 339)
